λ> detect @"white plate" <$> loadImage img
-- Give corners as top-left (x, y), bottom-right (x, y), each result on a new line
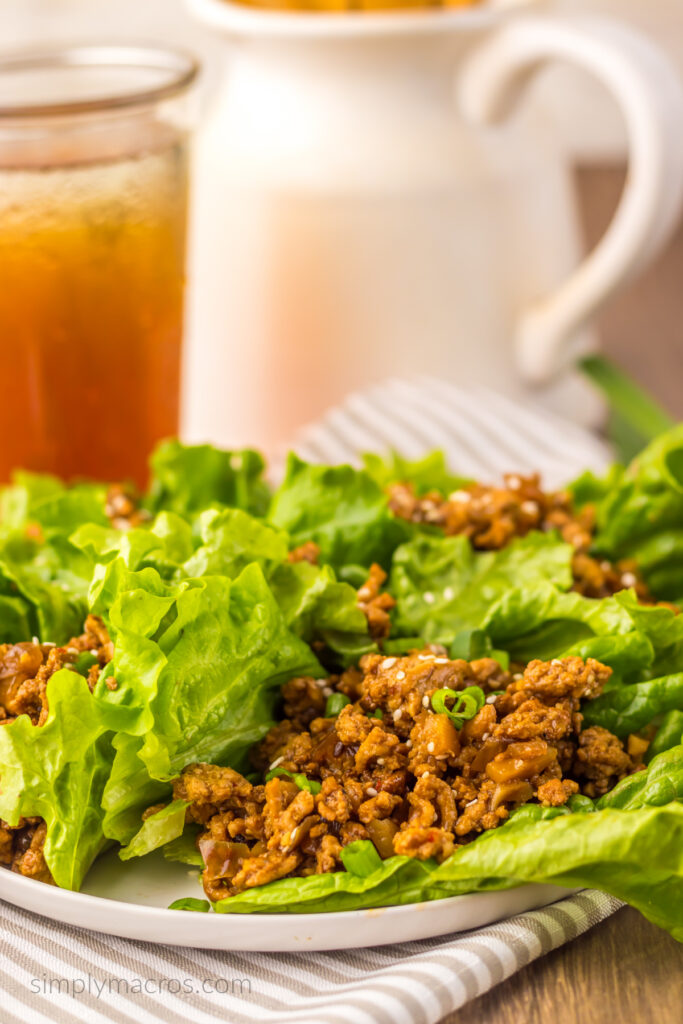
top-left (0, 851), bottom-right (573, 950)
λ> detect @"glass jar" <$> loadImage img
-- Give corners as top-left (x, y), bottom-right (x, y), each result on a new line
top-left (0, 46), bottom-right (198, 486)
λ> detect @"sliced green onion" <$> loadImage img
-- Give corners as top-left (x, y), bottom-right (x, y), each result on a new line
top-left (168, 898), bottom-right (211, 913)
top-left (369, 709), bottom-right (383, 720)
top-left (490, 649), bottom-right (510, 671)
top-left (325, 692), bottom-right (351, 717)
top-left (381, 637), bottom-right (423, 655)
top-left (265, 766), bottom-right (322, 795)
top-left (340, 839), bottom-right (383, 877)
top-left (580, 355), bottom-right (673, 458)
top-left (72, 651), bottom-right (99, 677)
top-left (449, 629), bottom-right (509, 670)
top-left (450, 629), bottom-right (487, 661)
top-left (430, 685), bottom-right (486, 728)
top-left (567, 794), bottom-right (596, 814)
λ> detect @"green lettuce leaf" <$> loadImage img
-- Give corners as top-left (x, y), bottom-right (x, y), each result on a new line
top-left (148, 440), bottom-right (270, 518)
top-left (98, 563), bottom-right (322, 845)
top-left (390, 533), bottom-right (573, 642)
top-left (0, 471), bottom-right (64, 529)
top-left (362, 450), bottom-right (470, 496)
top-left (162, 827), bottom-right (203, 866)
top-left (135, 566), bottom-right (322, 779)
top-left (0, 669), bottom-right (113, 889)
top-left (0, 531), bottom-right (91, 643)
top-left (583, 675), bottom-right (683, 737)
top-left (598, 745), bottom-right (683, 809)
top-left (0, 473), bottom-right (106, 643)
top-left (269, 455), bottom-right (407, 572)
top-left (483, 586), bottom-right (683, 680)
top-left (579, 425), bottom-right (683, 601)
top-left (648, 711), bottom-right (683, 761)
top-left (99, 733), bottom-right (170, 845)
top-left (181, 508), bottom-right (288, 580)
top-left (118, 799), bottom-right (190, 861)
top-left (70, 511), bottom-right (194, 580)
top-left (0, 472), bottom-right (107, 534)
top-left (269, 561), bottom-right (375, 665)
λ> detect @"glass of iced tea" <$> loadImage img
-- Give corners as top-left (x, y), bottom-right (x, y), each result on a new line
top-left (0, 46), bottom-right (198, 487)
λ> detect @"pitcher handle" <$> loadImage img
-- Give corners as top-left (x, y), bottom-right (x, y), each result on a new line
top-left (458, 15), bottom-right (683, 383)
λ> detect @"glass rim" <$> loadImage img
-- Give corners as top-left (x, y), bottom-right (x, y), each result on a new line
top-left (0, 44), bottom-right (199, 120)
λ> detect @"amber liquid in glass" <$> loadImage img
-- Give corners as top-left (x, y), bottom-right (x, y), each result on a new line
top-left (0, 125), bottom-right (188, 488)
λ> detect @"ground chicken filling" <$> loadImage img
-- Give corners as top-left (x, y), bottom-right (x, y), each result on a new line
top-left (162, 651), bottom-right (646, 903)
top-left (0, 615), bottom-right (113, 884)
top-left (105, 483), bottom-right (150, 531)
top-left (387, 473), bottom-right (651, 601)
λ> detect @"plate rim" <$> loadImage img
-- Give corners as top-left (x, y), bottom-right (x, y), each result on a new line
top-left (0, 861), bottom-right (576, 944)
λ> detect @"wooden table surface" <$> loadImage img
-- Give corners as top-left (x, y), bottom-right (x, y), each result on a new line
top-left (440, 165), bottom-right (683, 1024)
top-left (443, 906), bottom-right (683, 1024)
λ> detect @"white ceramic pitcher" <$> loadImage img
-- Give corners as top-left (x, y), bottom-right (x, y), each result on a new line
top-left (184, 0), bottom-right (683, 452)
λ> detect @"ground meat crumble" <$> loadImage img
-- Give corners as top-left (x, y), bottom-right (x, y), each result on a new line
top-left (0, 615), bottom-right (114, 885)
top-left (105, 483), bottom-right (150, 531)
top-left (357, 564), bottom-right (396, 640)
top-left (0, 614), bottom-right (113, 727)
top-left (387, 473), bottom-right (652, 601)
top-left (162, 652), bottom-right (645, 903)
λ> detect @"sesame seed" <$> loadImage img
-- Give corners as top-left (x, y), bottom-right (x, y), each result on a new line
top-left (314, 679), bottom-right (328, 689)
top-left (405, 740), bottom-right (413, 749)
top-left (486, 694), bottom-right (498, 704)
top-left (520, 500), bottom-right (539, 515)
top-left (425, 508), bottom-right (444, 523)
top-left (551, 659), bottom-right (562, 666)
top-left (396, 670), bottom-right (406, 681)
top-left (443, 587), bottom-right (454, 602)
top-left (269, 756), bottom-right (285, 770)
top-left (434, 657), bottom-right (448, 665)
top-left (449, 490), bottom-right (471, 503)
top-left (42, 642), bottom-right (55, 648)
top-left (507, 476), bottom-right (521, 490)
top-left (89, 649), bottom-right (99, 656)
top-left (621, 572), bottom-right (637, 587)
top-left (376, 758), bottom-right (385, 765)
top-left (322, 687), bottom-right (333, 697)
top-left (366, 787), bottom-right (378, 797)
top-left (393, 709), bottom-right (403, 722)
top-left (482, 732), bottom-right (491, 741)
top-left (513, 673), bottom-right (523, 681)
top-left (421, 771), bottom-right (430, 779)
top-left (66, 647), bottom-right (79, 656)
top-left (427, 741), bottom-right (435, 753)
top-left (418, 654), bottom-right (435, 661)
top-left (424, 592), bottom-right (435, 605)
top-left (465, 798), bottom-right (478, 808)
top-left (381, 657), bottom-right (397, 670)
top-left (31, 636), bottom-right (40, 645)
top-left (422, 695), bottom-right (430, 708)
top-left (586, 673), bottom-right (596, 685)
top-left (290, 827), bottom-right (299, 843)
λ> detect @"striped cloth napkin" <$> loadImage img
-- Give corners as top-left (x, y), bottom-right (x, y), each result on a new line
top-left (1, 377), bottom-right (620, 1024)
top-left (1, 889), bottom-right (622, 1024)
